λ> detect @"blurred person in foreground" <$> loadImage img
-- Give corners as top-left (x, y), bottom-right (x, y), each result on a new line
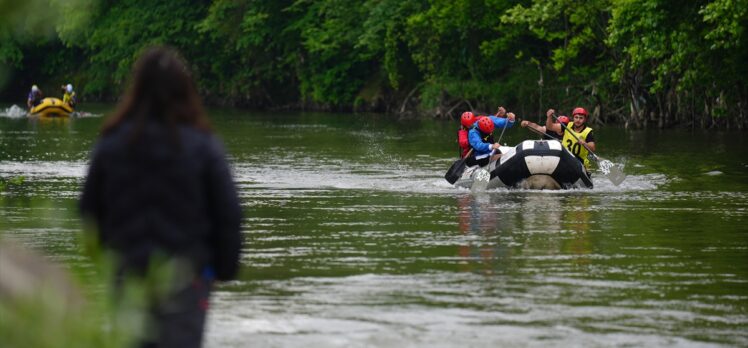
top-left (79, 46), bottom-right (242, 348)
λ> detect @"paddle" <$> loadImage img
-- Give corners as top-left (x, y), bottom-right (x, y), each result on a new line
top-left (472, 114), bottom-right (512, 191)
top-left (444, 149), bottom-right (473, 184)
top-left (553, 114), bottom-right (626, 186)
top-left (520, 118), bottom-right (558, 140)
top-left (470, 163), bottom-right (491, 192)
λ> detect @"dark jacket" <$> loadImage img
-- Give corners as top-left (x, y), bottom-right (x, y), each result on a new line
top-left (79, 120), bottom-right (242, 281)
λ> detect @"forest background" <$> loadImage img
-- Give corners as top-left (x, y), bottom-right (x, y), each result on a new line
top-left (1, 0), bottom-right (746, 129)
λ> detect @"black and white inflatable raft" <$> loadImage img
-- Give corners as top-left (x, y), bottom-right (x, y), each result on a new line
top-left (455, 140), bottom-right (593, 190)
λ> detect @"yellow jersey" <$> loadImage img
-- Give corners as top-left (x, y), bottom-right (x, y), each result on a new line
top-left (562, 126), bottom-right (593, 169)
top-left (63, 91), bottom-right (76, 106)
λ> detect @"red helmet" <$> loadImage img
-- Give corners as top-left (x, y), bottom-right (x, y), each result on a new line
top-left (572, 107), bottom-right (588, 117)
top-left (477, 116), bottom-right (494, 134)
top-left (557, 116), bottom-right (570, 125)
top-left (460, 111), bottom-right (476, 128)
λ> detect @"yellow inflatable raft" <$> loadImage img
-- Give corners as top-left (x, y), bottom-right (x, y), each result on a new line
top-left (30, 98), bottom-right (73, 117)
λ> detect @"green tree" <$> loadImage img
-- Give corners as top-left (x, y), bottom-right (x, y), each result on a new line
top-left (502, 0), bottom-right (616, 123)
top-left (1, 0), bottom-right (745, 128)
top-left (79, 0), bottom-right (210, 97)
top-left (608, 0), bottom-right (748, 128)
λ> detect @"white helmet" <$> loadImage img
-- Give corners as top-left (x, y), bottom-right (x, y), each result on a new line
top-left (66, 84), bottom-right (73, 93)
top-left (32, 85), bottom-right (39, 92)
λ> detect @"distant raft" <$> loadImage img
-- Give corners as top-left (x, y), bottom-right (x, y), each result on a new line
top-left (30, 98), bottom-right (73, 117)
top-left (455, 139), bottom-right (593, 190)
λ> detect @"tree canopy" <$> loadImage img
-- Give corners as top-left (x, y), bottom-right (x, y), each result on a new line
top-left (1, 0), bottom-right (746, 128)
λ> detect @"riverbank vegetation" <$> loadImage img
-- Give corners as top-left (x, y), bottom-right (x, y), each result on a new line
top-left (1, 0), bottom-right (746, 128)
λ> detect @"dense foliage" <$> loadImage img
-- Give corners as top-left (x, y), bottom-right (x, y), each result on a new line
top-left (1, 0), bottom-right (746, 128)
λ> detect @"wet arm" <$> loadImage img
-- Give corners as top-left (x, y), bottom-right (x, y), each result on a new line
top-left (582, 133), bottom-right (596, 152)
top-left (545, 109), bottom-right (562, 134)
top-left (489, 115), bottom-right (515, 129)
top-left (521, 120), bottom-right (546, 134)
top-left (586, 141), bottom-right (596, 152)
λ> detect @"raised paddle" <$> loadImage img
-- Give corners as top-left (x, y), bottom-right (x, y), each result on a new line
top-left (444, 148), bottom-right (473, 184)
top-left (552, 114), bottom-right (626, 186)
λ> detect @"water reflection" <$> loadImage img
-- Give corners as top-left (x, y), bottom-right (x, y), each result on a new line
top-left (456, 193), bottom-right (505, 274)
top-left (456, 192), bottom-right (599, 274)
top-left (28, 115), bottom-right (71, 126)
top-left (516, 193), bottom-right (565, 233)
top-left (561, 196), bottom-right (593, 264)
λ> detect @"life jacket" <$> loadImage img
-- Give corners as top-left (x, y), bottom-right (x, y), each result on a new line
top-left (458, 129), bottom-right (470, 158)
top-left (562, 125), bottom-right (593, 169)
top-left (474, 131), bottom-right (495, 159)
top-left (63, 91), bottom-right (76, 106)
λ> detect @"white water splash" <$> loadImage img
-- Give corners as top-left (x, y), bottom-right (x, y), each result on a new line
top-left (0, 105), bottom-right (103, 118)
top-left (598, 159), bottom-right (615, 175)
top-left (596, 158), bottom-right (627, 186)
top-left (230, 156), bottom-right (664, 195)
top-left (0, 105), bottom-right (28, 118)
top-left (0, 160), bottom-right (88, 179)
top-left (0, 155), bottom-right (663, 197)
top-left (73, 111), bottom-right (104, 118)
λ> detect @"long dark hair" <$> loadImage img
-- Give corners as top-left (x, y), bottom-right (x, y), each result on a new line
top-left (102, 46), bottom-right (210, 137)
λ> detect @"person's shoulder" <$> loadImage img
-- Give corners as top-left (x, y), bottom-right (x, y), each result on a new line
top-left (180, 126), bottom-right (225, 154)
top-left (94, 123), bottom-right (131, 151)
top-left (180, 125), bottom-right (214, 140)
top-left (585, 128), bottom-right (595, 140)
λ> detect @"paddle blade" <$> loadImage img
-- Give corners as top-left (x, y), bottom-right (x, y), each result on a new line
top-left (444, 158), bottom-right (467, 184)
top-left (470, 168), bottom-right (490, 192)
top-left (599, 159), bottom-right (626, 186)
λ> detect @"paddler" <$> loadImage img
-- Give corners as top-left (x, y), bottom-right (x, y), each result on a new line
top-left (27, 85), bottom-right (43, 110)
top-left (61, 84), bottom-right (77, 108)
top-left (545, 107), bottom-right (596, 172)
top-left (520, 111), bottom-right (569, 140)
top-left (465, 106), bottom-right (516, 167)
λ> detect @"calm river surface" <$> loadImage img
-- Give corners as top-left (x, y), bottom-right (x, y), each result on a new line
top-left (1, 105), bottom-right (747, 347)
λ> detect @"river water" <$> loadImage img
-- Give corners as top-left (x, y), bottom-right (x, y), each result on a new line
top-left (1, 105), bottom-right (747, 347)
